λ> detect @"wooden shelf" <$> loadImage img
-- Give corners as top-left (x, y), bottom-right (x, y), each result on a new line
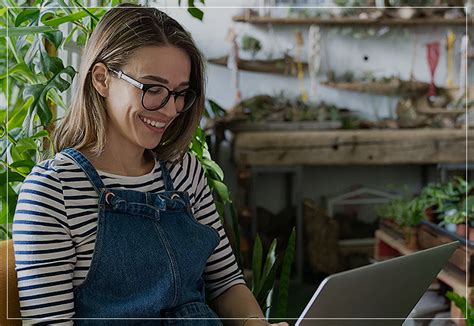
top-left (375, 230), bottom-right (414, 256)
top-left (233, 128), bottom-right (472, 166)
top-left (438, 266), bottom-right (467, 296)
top-left (208, 56), bottom-right (307, 75)
top-left (320, 80), bottom-right (429, 96)
top-left (233, 15), bottom-right (471, 26)
top-left (375, 228), bottom-right (473, 306)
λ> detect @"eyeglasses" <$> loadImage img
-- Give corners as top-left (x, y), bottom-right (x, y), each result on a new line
top-left (107, 67), bottom-right (197, 113)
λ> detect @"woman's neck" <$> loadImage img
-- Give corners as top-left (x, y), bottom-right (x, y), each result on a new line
top-left (83, 147), bottom-right (155, 177)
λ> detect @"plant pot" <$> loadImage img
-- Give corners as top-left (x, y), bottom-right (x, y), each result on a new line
top-left (445, 223), bottom-right (457, 233)
top-left (403, 226), bottom-right (419, 250)
top-left (456, 224), bottom-right (474, 241)
top-left (424, 206), bottom-right (438, 223)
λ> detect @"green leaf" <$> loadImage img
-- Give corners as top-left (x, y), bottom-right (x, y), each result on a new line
top-left (229, 202), bottom-right (243, 270)
top-left (36, 34), bottom-right (65, 75)
top-left (209, 179), bottom-right (230, 203)
top-left (262, 238), bottom-right (277, 282)
top-left (62, 25), bottom-right (78, 47)
top-left (208, 99), bottom-right (226, 118)
top-left (73, 1), bottom-right (99, 22)
top-left (53, 0), bottom-right (74, 15)
top-left (42, 11), bottom-right (90, 27)
top-left (10, 159), bottom-right (36, 175)
top-left (252, 234), bottom-right (263, 292)
top-left (75, 30), bottom-right (87, 46)
top-left (14, 9), bottom-right (40, 27)
top-left (202, 158), bottom-right (224, 181)
top-left (0, 62), bottom-right (34, 82)
top-left (0, 26), bottom-right (57, 37)
top-left (44, 30), bottom-right (63, 50)
top-left (32, 130), bottom-right (49, 139)
top-left (7, 97), bottom-right (33, 130)
top-left (187, 7), bottom-right (204, 21)
top-left (214, 201), bottom-right (225, 223)
top-left (14, 137), bottom-right (37, 152)
top-left (272, 227), bottom-right (296, 319)
top-left (7, 185), bottom-right (18, 223)
top-left (23, 65), bottom-right (76, 125)
top-left (24, 35), bottom-right (40, 67)
top-left (190, 137), bottom-right (203, 159)
top-left (256, 260), bottom-right (278, 308)
top-left (0, 171), bottom-right (25, 193)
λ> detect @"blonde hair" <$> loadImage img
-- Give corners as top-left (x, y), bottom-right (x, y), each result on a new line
top-left (53, 3), bottom-right (206, 162)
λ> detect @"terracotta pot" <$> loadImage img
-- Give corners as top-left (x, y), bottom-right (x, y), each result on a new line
top-left (456, 224), bottom-right (474, 241)
top-left (403, 226), bottom-right (419, 250)
top-left (424, 206), bottom-right (438, 223)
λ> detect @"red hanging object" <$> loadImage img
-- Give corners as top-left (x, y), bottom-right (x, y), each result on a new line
top-left (426, 42), bottom-right (440, 97)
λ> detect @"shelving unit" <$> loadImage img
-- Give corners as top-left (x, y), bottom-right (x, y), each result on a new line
top-left (232, 15), bottom-right (471, 26)
top-left (232, 128), bottom-right (473, 166)
top-left (227, 9), bottom-right (472, 286)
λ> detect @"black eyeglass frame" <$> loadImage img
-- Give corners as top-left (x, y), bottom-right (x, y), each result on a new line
top-left (107, 67), bottom-right (196, 113)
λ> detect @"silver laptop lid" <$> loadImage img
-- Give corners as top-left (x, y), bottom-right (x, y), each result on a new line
top-left (296, 241), bottom-right (459, 326)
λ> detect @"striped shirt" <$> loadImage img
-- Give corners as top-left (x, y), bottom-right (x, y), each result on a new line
top-left (12, 151), bottom-right (245, 325)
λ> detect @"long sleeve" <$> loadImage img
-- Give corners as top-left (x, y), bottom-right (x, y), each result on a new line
top-left (12, 162), bottom-right (75, 325)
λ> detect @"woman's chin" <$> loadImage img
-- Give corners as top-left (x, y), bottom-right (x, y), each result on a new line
top-left (138, 138), bottom-right (162, 150)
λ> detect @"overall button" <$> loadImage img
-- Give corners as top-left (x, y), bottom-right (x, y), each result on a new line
top-left (105, 192), bottom-right (115, 205)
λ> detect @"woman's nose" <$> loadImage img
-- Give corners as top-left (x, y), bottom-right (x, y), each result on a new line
top-left (160, 98), bottom-right (179, 118)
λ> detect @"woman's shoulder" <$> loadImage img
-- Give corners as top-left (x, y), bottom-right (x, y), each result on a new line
top-left (165, 151), bottom-right (203, 176)
top-left (28, 152), bottom-right (78, 181)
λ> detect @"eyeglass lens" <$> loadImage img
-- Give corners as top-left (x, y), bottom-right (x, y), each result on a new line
top-left (143, 86), bottom-right (196, 112)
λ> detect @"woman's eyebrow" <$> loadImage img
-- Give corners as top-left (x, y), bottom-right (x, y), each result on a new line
top-left (141, 74), bottom-right (189, 86)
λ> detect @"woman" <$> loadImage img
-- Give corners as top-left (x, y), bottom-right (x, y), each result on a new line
top-left (12, 4), bottom-right (287, 326)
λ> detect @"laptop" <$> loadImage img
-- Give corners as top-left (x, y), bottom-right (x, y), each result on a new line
top-left (296, 241), bottom-right (459, 326)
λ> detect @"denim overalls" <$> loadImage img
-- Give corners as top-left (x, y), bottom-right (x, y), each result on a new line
top-left (62, 148), bottom-right (223, 325)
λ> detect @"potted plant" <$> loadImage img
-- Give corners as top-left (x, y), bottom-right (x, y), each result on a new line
top-left (241, 34), bottom-right (262, 59)
top-left (377, 198), bottom-right (410, 235)
top-left (442, 207), bottom-right (465, 233)
top-left (400, 197), bottom-right (426, 250)
top-left (446, 291), bottom-right (474, 326)
top-left (377, 196), bottom-right (425, 250)
top-left (455, 195), bottom-right (474, 241)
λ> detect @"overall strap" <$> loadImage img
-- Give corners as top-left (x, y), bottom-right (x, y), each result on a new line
top-left (61, 148), bottom-right (106, 195)
top-left (159, 161), bottom-right (175, 192)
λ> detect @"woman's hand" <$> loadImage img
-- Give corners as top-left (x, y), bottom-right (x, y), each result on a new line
top-left (243, 318), bottom-right (289, 326)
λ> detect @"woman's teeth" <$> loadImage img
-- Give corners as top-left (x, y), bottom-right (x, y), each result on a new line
top-left (141, 116), bottom-right (166, 128)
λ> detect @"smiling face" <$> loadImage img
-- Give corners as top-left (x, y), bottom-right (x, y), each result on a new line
top-left (95, 45), bottom-right (192, 151)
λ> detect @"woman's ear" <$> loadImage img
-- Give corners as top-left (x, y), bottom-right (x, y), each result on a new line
top-left (91, 63), bottom-right (110, 98)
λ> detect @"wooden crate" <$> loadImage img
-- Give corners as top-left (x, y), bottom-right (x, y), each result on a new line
top-left (419, 223), bottom-right (474, 287)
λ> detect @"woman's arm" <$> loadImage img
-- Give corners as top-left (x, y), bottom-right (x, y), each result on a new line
top-left (211, 284), bottom-right (287, 326)
top-left (13, 163), bottom-right (75, 325)
top-left (211, 284), bottom-right (264, 325)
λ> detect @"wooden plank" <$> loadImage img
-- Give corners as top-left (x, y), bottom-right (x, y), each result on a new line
top-left (233, 15), bottom-right (471, 26)
top-left (418, 224), bottom-right (474, 286)
top-left (375, 229), bottom-right (415, 256)
top-left (208, 56), bottom-right (308, 75)
top-left (321, 80), bottom-right (429, 96)
top-left (375, 228), bottom-right (474, 309)
top-left (233, 129), bottom-right (472, 166)
top-left (438, 267), bottom-right (470, 301)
